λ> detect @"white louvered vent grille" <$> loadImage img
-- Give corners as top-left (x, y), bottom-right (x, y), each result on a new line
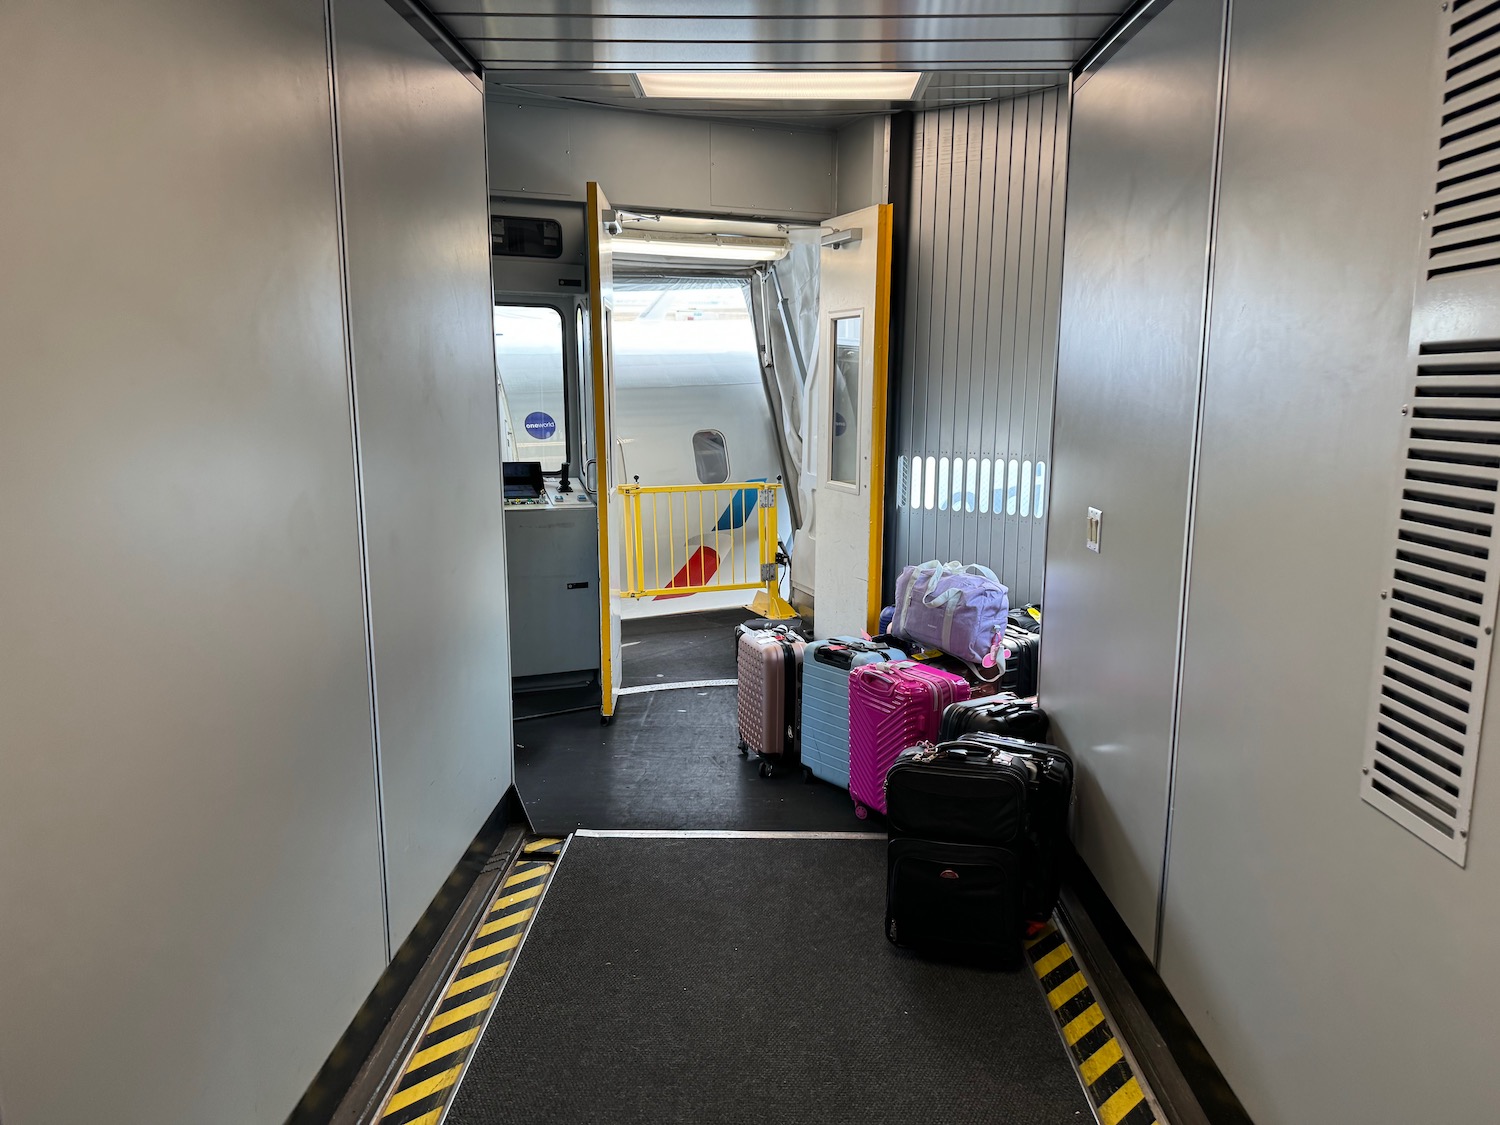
top-left (1428, 0), bottom-right (1500, 279)
top-left (1362, 343), bottom-right (1500, 863)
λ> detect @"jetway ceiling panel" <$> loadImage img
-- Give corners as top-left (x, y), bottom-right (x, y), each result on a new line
top-left (484, 71), bottom-right (1071, 129)
top-left (888, 91), bottom-right (1068, 608)
top-left (1039, 0), bottom-right (1226, 960)
top-left (0, 0), bottom-right (387, 1121)
top-left (428, 1), bottom-right (1133, 125)
top-left (332, 0), bottom-right (514, 950)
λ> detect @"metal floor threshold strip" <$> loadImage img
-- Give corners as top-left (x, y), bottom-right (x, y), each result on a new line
top-left (372, 837), bottom-right (565, 1125)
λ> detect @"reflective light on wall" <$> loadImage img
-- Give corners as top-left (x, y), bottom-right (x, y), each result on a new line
top-left (634, 72), bottom-right (923, 101)
top-left (901, 452), bottom-right (1047, 518)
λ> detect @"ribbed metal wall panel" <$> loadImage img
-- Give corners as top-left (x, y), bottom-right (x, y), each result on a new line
top-left (890, 89), bottom-right (1069, 606)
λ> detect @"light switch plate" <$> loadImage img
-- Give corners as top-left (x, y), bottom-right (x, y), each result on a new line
top-left (1086, 507), bottom-right (1102, 553)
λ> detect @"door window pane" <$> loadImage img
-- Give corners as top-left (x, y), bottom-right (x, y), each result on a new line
top-left (494, 305), bottom-right (566, 470)
top-left (829, 314), bottom-right (862, 486)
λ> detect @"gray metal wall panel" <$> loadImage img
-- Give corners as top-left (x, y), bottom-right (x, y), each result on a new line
top-left (1157, 0), bottom-right (1500, 1119)
top-left (1039, 0), bottom-right (1225, 953)
top-left (333, 0), bottom-right (514, 951)
top-left (891, 91), bottom-right (1066, 605)
top-left (486, 97), bottom-right (835, 220)
top-left (0, 1), bottom-right (388, 1121)
top-left (834, 117), bottom-right (889, 213)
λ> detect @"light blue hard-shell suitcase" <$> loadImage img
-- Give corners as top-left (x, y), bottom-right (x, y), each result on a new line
top-left (799, 637), bottom-right (906, 789)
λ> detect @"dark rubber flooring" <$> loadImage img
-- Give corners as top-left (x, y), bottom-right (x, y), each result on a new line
top-left (515, 610), bottom-right (856, 835)
top-left (620, 607), bottom-right (746, 688)
top-left (444, 837), bottom-right (1092, 1125)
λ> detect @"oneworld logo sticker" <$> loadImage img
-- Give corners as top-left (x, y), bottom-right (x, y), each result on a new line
top-left (524, 412), bottom-right (557, 440)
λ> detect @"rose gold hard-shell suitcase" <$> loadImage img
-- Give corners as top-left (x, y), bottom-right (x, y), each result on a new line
top-left (735, 625), bottom-right (805, 778)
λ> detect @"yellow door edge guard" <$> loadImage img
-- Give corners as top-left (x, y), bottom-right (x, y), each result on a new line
top-left (617, 481), bottom-right (797, 619)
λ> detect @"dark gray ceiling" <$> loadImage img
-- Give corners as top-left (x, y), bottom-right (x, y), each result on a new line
top-left (423, 1), bottom-right (1133, 126)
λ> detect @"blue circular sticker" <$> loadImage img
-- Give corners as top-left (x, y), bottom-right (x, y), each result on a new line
top-left (524, 411), bottom-right (557, 439)
top-left (834, 412), bottom-right (848, 437)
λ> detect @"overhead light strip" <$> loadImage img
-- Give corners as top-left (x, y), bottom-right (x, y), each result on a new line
top-left (612, 231), bottom-right (788, 262)
top-left (632, 71), bottom-right (923, 101)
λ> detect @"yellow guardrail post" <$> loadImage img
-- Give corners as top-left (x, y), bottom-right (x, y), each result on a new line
top-left (748, 481), bottom-right (798, 621)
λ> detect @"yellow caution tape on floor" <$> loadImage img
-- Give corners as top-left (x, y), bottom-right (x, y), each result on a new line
top-left (375, 845), bottom-right (561, 1125)
top-left (1025, 923), bottom-right (1163, 1125)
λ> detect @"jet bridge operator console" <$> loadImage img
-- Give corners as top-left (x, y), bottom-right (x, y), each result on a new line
top-left (502, 461), bottom-right (600, 686)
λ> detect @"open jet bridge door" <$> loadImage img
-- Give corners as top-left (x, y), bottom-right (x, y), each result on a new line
top-left (813, 203), bottom-right (894, 639)
top-left (585, 182), bottom-right (625, 721)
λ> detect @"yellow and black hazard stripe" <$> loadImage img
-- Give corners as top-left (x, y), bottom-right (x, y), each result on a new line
top-left (1027, 922), bottom-right (1162, 1125)
top-left (521, 836), bottom-right (564, 859)
top-left (375, 844), bottom-right (560, 1125)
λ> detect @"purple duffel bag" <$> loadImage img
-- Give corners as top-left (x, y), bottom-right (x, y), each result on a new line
top-left (891, 560), bottom-right (1010, 667)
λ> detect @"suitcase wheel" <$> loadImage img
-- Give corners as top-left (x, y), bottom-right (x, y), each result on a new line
top-left (737, 740), bottom-right (749, 757)
top-left (758, 760), bottom-right (775, 779)
top-left (854, 803), bottom-right (869, 820)
top-left (801, 766), bottom-right (814, 784)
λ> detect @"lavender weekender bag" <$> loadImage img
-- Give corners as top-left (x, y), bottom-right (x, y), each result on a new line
top-left (891, 560), bottom-right (1010, 666)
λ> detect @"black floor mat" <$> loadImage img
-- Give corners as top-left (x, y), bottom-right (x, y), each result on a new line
top-left (444, 837), bottom-right (1091, 1125)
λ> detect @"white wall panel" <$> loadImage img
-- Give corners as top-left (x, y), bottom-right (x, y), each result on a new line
top-left (1040, 0), bottom-right (1225, 954)
top-left (0, 1), bottom-right (387, 1121)
top-left (333, 0), bottom-right (514, 951)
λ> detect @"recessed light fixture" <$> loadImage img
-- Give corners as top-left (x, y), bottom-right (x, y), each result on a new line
top-left (612, 231), bottom-right (789, 262)
top-left (633, 71), bottom-right (923, 101)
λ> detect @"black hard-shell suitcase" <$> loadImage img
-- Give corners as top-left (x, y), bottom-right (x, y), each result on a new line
top-left (1008, 605), bottom-right (1042, 634)
top-left (926, 733), bottom-right (1074, 922)
top-left (999, 627), bottom-right (1040, 697)
top-left (939, 694), bottom-right (1050, 743)
top-left (883, 741), bottom-right (1033, 964)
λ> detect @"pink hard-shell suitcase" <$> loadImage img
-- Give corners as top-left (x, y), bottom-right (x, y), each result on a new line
top-left (736, 626), bottom-right (806, 777)
top-left (848, 661), bottom-right (970, 819)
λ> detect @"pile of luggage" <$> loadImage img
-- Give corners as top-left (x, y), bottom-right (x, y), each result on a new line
top-left (733, 560), bottom-right (1072, 965)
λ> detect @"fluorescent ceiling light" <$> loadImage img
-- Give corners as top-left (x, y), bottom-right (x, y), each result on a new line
top-left (634, 71), bottom-right (922, 101)
top-left (613, 231), bottom-right (788, 262)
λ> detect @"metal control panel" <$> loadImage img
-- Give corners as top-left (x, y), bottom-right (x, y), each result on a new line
top-left (503, 478), bottom-right (601, 683)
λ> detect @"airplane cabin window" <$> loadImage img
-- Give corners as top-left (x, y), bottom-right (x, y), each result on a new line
top-left (494, 305), bottom-right (567, 471)
top-left (692, 430), bottom-right (730, 484)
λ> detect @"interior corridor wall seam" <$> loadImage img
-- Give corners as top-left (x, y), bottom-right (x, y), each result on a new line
top-left (324, 0), bottom-right (392, 961)
top-left (1153, 0), bottom-right (1234, 967)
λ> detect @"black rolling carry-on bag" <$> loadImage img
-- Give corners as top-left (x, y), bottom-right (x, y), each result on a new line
top-left (933, 733), bottom-right (1075, 922)
top-left (883, 742), bottom-right (1031, 965)
top-left (938, 694), bottom-right (1050, 743)
top-left (998, 627), bottom-right (1040, 697)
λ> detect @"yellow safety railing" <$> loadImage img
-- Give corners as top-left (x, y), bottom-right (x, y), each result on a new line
top-left (618, 481), bottom-right (798, 619)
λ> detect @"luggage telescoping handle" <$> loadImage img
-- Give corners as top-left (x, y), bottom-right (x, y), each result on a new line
top-left (856, 661), bottom-right (918, 698)
top-left (908, 739), bottom-right (1019, 765)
